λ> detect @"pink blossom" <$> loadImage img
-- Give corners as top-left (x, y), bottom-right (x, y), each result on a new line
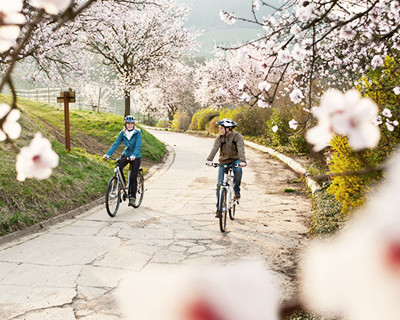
top-left (296, 4), bottom-right (313, 22)
top-left (277, 48), bottom-right (291, 64)
top-left (291, 43), bottom-right (307, 61)
top-left (289, 119), bottom-right (298, 130)
top-left (306, 89), bottom-right (380, 151)
top-left (219, 10), bottom-right (236, 25)
top-left (0, 103), bottom-right (21, 141)
top-left (258, 81), bottom-right (271, 92)
top-left (300, 149), bottom-right (400, 320)
top-left (252, 0), bottom-right (260, 11)
top-left (290, 24), bottom-right (301, 36)
top-left (371, 55), bottom-right (384, 68)
top-left (290, 88), bottom-right (304, 104)
top-left (117, 260), bottom-right (281, 320)
top-left (382, 108), bottom-right (392, 118)
top-left (30, 0), bottom-right (72, 15)
top-left (16, 132), bottom-right (59, 181)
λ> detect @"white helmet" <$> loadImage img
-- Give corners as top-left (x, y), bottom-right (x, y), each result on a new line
top-left (216, 118), bottom-right (237, 128)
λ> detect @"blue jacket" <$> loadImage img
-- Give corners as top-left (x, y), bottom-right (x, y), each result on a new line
top-left (106, 129), bottom-right (142, 158)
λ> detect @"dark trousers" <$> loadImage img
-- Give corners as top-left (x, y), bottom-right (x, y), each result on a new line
top-left (118, 157), bottom-right (141, 197)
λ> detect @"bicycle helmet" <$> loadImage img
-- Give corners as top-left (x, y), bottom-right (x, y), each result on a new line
top-left (124, 115), bottom-right (136, 123)
top-left (216, 118), bottom-right (237, 128)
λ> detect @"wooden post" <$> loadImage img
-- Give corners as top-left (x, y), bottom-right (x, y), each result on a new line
top-left (63, 91), bottom-right (71, 153)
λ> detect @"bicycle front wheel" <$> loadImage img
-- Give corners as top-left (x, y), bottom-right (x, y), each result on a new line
top-left (132, 170), bottom-right (144, 208)
top-left (219, 188), bottom-right (228, 232)
top-left (229, 199), bottom-right (236, 220)
top-left (106, 176), bottom-right (121, 217)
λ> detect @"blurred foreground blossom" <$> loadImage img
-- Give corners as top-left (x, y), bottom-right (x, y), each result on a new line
top-left (117, 260), bottom-right (281, 320)
top-left (16, 132), bottom-right (59, 181)
top-left (306, 89), bottom-right (380, 151)
top-left (300, 149), bottom-right (400, 320)
top-left (0, 0), bottom-right (25, 52)
top-left (0, 103), bottom-right (21, 141)
top-left (30, 0), bottom-right (72, 15)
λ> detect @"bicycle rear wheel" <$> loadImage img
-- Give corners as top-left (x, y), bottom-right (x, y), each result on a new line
top-left (106, 176), bottom-right (121, 217)
top-left (132, 170), bottom-right (144, 208)
top-left (219, 188), bottom-right (228, 232)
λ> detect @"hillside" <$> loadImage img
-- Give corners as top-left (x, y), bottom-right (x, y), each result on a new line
top-left (0, 96), bottom-right (166, 236)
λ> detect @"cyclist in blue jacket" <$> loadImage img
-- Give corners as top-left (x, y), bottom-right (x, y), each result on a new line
top-left (103, 115), bottom-right (142, 207)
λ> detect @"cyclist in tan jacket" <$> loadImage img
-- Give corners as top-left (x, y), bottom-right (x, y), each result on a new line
top-left (206, 119), bottom-right (247, 216)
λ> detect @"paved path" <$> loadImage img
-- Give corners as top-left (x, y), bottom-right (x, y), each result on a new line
top-left (0, 130), bottom-right (312, 319)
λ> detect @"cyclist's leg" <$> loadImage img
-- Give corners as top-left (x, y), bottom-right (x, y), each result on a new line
top-left (118, 156), bottom-right (130, 185)
top-left (128, 158), bottom-right (141, 198)
top-left (232, 159), bottom-right (242, 195)
top-left (216, 166), bottom-right (224, 209)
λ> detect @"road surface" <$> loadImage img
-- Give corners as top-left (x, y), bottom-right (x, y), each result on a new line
top-left (0, 130), bottom-right (312, 319)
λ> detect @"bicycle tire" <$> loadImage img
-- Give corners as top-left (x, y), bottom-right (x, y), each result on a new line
top-left (105, 176), bottom-right (121, 217)
top-left (219, 188), bottom-right (228, 232)
top-left (229, 200), bottom-right (236, 220)
top-left (132, 171), bottom-right (144, 208)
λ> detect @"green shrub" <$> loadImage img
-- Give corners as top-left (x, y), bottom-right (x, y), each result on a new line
top-left (156, 119), bottom-right (169, 128)
top-left (231, 107), bottom-right (271, 136)
top-left (189, 108), bottom-right (219, 131)
top-left (266, 108), bottom-right (289, 146)
top-left (289, 132), bottom-right (309, 154)
top-left (205, 115), bottom-right (220, 134)
top-left (171, 111), bottom-right (191, 131)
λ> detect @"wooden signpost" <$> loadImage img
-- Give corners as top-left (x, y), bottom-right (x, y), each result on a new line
top-left (57, 88), bottom-right (75, 152)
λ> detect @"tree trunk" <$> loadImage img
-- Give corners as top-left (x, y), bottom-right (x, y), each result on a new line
top-left (124, 90), bottom-right (131, 117)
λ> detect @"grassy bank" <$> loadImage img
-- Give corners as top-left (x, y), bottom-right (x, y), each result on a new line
top-left (0, 96), bottom-right (166, 236)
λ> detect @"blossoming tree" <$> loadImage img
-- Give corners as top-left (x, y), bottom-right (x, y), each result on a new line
top-left (77, 0), bottom-right (200, 117)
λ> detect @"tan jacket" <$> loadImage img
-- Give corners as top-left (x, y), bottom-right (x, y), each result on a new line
top-left (207, 131), bottom-right (246, 164)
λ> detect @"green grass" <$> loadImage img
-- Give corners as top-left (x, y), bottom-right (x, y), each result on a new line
top-left (0, 95), bottom-right (166, 236)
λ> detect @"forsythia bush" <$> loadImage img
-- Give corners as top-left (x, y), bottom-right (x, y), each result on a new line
top-left (327, 136), bottom-right (382, 214)
top-left (189, 108), bottom-right (219, 131)
top-left (171, 111), bottom-right (190, 131)
top-left (205, 115), bottom-right (219, 134)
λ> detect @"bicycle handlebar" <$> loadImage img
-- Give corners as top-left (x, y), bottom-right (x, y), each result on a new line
top-left (207, 162), bottom-right (240, 168)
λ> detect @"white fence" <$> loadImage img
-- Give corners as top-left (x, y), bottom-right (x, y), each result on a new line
top-left (4, 87), bottom-right (122, 114)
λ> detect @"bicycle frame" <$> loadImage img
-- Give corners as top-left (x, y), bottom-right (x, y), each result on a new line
top-left (219, 166), bottom-right (235, 212)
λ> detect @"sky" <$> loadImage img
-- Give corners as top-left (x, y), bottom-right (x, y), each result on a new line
top-left (177, 0), bottom-right (277, 57)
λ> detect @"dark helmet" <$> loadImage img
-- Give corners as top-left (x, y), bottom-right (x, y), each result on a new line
top-left (216, 118), bottom-right (237, 128)
top-left (124, 115), bottom-right (136, 123)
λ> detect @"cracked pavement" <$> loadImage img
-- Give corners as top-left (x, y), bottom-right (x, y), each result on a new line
top-left (0, 130), bottom-right (312, 319)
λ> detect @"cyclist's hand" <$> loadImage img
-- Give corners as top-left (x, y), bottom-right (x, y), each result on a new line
top-left (103, 154), bottom-right (109, 160)
top-left (239, 161), bottom-right (247, 167)
top-left (130, 156), bottom-right (136, 161)
top-left (206, 161), bottom-right (213, 166)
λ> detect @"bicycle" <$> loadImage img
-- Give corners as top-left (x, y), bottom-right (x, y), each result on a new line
top-left (105, 156), bottom-right (144, 217)
top-left (209, 163), bottom-right (240, 232)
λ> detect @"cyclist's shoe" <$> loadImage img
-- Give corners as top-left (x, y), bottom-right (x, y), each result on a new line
top-left (215, 210), bottom-right (222, 218)
top-left (234, 192), bottom-right (241, 200)
top-left (128, 197), bottom-right (136, 207)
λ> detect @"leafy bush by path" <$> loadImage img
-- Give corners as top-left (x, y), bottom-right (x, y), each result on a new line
top-left (171, 111), bottom-right (191, 131)
top-left (189, 108), bottom-right (219, 131)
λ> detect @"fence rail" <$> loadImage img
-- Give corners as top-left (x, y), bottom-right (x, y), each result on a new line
top-left (3, 87), bottom-right (120, 114)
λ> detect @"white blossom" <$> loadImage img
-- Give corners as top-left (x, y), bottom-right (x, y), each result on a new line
top-left (0, 0), bottom-right (25, 52)
top-left (238, 79), bottom-right (246, 91)
top-left (240, 92), bottom-right (251, 102)
top-left (300, 149), bottom-right (400, 320)
top-left (289, 119), bottom-right (298, 130)
top-left (252, 0), bottom-right (260, 11)
top-left (219, 10), bottom-right (236, 25)
top-left (16, 132), bottom-right (59, 181)
top-left (296, 4), bottom-right (313, 22)
top-left (272, 125), bottom-right (278, 133)
top-left (258, 81), bottom-right (271, 92)
top-left (117, 260), bottom-right (281, 320)
top-left (371, 55), bottom-right (384, 68)
top-left (292, 43), bottom-right (307, 61)
top-left (277, 48), bottom-right (291, 64)
top-left (290, 24), bottom-right (301, 36)
top-left (306, 89), bottom-right (380, 151)
top-left (393, 87), bottom-right (400, 95)
top-left (290, 88), bottom-right (304, 104)
top-left (0, 103), bottom-right (21, 141)
top-left (258, 98), bottom-right (270, 108)
top-left (30, 0), bottom-right (72, 15)
top-left (373, 116), bottom-right (383, 126)
top-left (382, 108), bottom-right (392, 118)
